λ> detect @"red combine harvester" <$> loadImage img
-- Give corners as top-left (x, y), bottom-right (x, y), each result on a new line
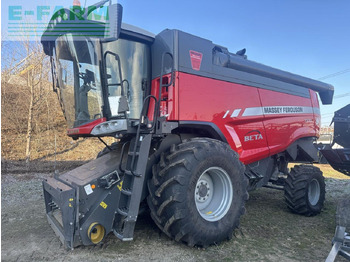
top-left (41, 1), bottom-right (334, 249)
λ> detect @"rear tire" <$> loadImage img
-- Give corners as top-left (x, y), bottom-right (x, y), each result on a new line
top-left (147, 138), bottom-right (248, 247)
top-left (284, 165), bottom-right (325, 216)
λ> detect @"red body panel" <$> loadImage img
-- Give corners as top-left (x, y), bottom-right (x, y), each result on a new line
top-left (151, 72), bottom-right (320, 165)
top-left (67, 118), bottom-right (106, 136)
top-left (258, 89), bottom-right (317, 156)
top-left (148, 74), bottom-right (178, 120)
top-left (310, 90), bottom-right (321, 134)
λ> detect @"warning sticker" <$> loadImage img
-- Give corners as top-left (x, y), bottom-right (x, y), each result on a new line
top-left (84, 184), bottom-right (93, 195)
top-left (100, 201), bottom-right (107, 209)
top-left (117, 181), bottom-right (123, 191)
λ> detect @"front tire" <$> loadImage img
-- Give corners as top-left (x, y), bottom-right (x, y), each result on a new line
top-left (284, 165), bottom-right (325, 216)
top-left (147, 138), bottom-right (248, 247)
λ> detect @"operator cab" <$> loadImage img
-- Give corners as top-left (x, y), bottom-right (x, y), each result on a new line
top-left (43, 11), bottom-right (155, 138)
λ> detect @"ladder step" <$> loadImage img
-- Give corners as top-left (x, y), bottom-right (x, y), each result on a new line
top-left (124, 170), bottom-right (133, 176)
top-left (128, 151), bottom-right (139, 156)
top-left (113, 229), bottom-right (133, 241)
top-left (124, 170), bottom-right (141, 177)
top-left (113, 134), bottom-right (152, 242)
top-left (117, 207), bottom-right (129, 216)
top-left (121, 188), bottom-right (132, 196)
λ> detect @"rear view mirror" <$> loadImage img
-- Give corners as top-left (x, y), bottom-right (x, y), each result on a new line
top-left (104, 3), bottom-right (123, 40)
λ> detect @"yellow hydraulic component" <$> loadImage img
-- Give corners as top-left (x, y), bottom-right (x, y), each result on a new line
top-left (88, 222), bottom-right (105, 244)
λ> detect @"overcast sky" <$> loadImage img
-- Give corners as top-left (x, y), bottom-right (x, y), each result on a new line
top-left (2, 0), bottom-right (349, 125)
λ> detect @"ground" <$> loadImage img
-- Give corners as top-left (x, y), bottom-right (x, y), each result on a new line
top-left (1, 163), bottom-right (349, 262)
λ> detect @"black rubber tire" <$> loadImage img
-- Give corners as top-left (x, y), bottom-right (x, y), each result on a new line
top-left (284, 165), bottom-right (325, 216)
top-left (147, 138), bottom-right (248, 247)
top-left (336, 198), bottom-right (350, 229)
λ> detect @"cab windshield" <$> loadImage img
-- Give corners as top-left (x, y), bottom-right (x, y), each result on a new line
top-left (54, 34), bottom-right (150, 129)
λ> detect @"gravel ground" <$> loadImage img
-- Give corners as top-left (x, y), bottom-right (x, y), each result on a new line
top-left (1, 164), bottom-right (350, 262)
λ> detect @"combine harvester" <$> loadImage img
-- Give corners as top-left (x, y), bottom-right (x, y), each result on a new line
top-left (41, 0), bottom-right (335, 249)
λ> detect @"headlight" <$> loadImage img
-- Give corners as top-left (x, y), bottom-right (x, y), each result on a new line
top-left (90, 119), bottom-right (127, 135)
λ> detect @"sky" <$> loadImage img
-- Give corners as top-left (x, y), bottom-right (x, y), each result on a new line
top-left (2, 0), bottom-right (350, 126)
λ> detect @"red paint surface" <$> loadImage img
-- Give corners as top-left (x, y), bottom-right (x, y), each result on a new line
top-left (310, 90), bottom-right (321, 135)
top-left (258, 88), bottom-right (317, 156)
top-left (160, 72), bottom-right (319, 164)
top-left (67, 118), bottom-right (106, 136)
top-left (148, 74), bottom-right (178, 120)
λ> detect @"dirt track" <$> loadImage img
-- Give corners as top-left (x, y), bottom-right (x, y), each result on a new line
top-left (1, 164), bottom-right (350, 262)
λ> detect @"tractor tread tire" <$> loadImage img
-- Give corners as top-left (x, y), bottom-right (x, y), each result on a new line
top-left (284, 165), bottom-right (325, 216)
top-left (147, 138), bottom-right (248, 247)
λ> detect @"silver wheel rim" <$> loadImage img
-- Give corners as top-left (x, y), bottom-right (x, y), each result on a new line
top-left (194, 167), bottom-right (233, 222)
top-left (308, 178), bottom-right (320, 206)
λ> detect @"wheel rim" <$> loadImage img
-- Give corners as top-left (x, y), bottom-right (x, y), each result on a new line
top-left (88, 223), bottom-right (105, 244)
top-left (308, 178), bottom-right (320, 206)
top-left (194, 167), bottom-right (233, 222)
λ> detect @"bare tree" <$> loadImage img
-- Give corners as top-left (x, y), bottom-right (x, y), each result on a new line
top-left (23, 43), bottom-right (49, 162)
top-left (2, 39), bottom-right (52, 162)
